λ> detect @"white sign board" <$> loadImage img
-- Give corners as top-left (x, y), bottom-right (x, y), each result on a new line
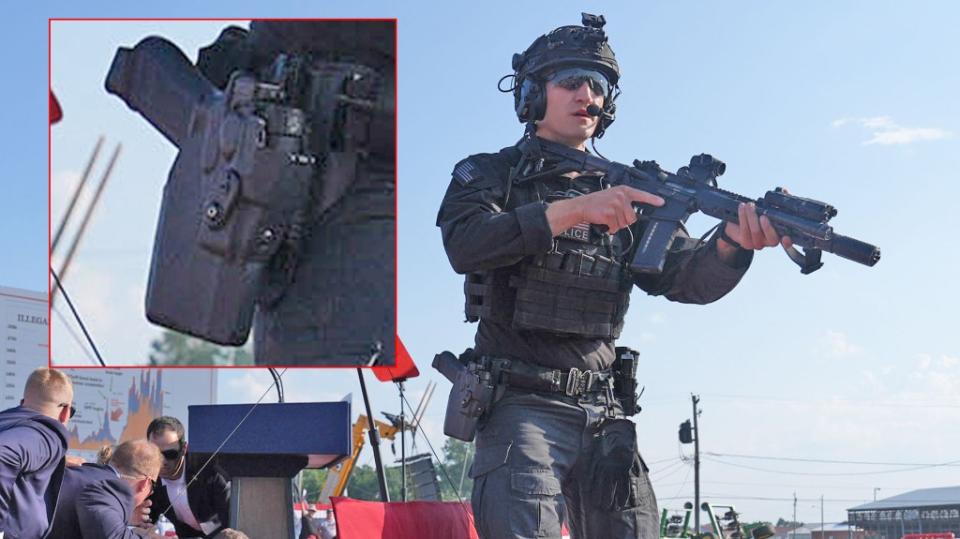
top-left (0, 286), bottom-right (48, 405)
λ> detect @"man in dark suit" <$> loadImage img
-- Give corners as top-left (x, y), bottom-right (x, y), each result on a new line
top-left (0, 368), bottom-right (73, 539)
top-left (49, 438), bottom-right (162, 539)
top-left (147, 416), bottom-right (230, 538)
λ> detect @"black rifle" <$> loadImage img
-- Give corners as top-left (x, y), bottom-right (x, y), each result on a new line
top-left (512, 135), bottom-right (881, 274)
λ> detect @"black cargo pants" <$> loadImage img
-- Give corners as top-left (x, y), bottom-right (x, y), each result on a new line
top-left (470, 388), bottom-right (659, 539)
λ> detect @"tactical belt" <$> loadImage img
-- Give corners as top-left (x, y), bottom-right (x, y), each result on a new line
top-left (492, 357), bottom-right (615, 398)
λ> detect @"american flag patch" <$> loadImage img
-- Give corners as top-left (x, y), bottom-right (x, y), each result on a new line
top-left (453, 160), bottom-right (480, 186)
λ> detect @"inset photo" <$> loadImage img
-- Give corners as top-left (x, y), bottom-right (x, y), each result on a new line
top-left (50, 19), bottom-right (397, 367)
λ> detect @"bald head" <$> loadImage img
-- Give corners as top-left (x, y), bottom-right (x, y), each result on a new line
top-left (109, 439), bottom-right (162, 506)
top-left (109, 439), bottom-right (162, 480)
top-left (22, 368), bottom-right (74, 422)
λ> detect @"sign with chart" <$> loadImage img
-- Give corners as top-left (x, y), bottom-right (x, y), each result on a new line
top-left (1, 285), bottom-right (217, 461)
top-left (62, 368), bottom-right (216, 460)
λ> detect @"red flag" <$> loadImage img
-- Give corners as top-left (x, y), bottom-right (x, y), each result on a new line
top-left (372, 335), bottom-right (419, 382)
top-left (50, 90), bottom-right (62, 124)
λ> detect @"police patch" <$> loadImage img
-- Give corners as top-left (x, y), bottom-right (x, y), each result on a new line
top-left (453, 159), bottom-right (481, 186)
top-left (561, 221), bottom-right (592, 243)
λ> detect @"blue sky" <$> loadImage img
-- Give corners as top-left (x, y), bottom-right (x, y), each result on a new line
top-left (4, 0), bottom-right (960, 524)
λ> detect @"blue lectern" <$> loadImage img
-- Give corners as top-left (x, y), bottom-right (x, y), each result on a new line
top-left (190, 401), bottom-right (351, 539)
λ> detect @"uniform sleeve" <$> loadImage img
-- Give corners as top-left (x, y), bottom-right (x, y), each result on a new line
top-left (631, 226), bottom-right (752, 304)
top-left (0, 425), bottom-right (58, 475)
top-left (437, 156), bottom-right (554, 274)
top-left (76, 480), bottom-right (139, 539)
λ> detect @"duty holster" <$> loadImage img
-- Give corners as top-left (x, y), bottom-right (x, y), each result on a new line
top-left (433, 350), bottom-right (505, 442)
top-left (613, 346), bottom-right (641, 416)
top-left (106, 36), bottom-right (389, 346)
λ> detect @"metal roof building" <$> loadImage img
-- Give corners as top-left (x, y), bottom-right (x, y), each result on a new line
top-left (847, 486), bottom-right (960, 539)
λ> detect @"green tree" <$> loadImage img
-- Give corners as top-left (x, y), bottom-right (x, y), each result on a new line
top-left (300, 469), bottom-right (330, 502)
top-left (345, 464), bottom-right (403, 501)
top-left (438, 438), bottom-right (474, 502)
top-left (148, 329), bottom-right (253, 365)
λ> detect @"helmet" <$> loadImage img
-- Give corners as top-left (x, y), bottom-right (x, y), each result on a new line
top-left (509, 13), bottom-right (620, 138)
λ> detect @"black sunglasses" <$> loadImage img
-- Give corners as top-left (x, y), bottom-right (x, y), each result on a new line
top-left (546, 67), bottom-right (611, 96)
top-left (161, 440), bottom-right (185, 461)
top-left (21, 399), bottom-right (76, 419)
top-left (60, 403), bottom-right (77, 419)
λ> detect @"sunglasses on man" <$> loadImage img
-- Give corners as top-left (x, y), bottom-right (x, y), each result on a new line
top-left (121, 473), bottom-right (156, 495)
top-left (19, 399), bottom-right (76, 419)
top-left (161, 440), bottom-right (186, 461)
top-left (546, 67), bottom-right (611, 96)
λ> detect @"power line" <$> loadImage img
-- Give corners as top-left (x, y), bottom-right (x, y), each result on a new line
top-left (703, 455), bottom-right (960, 477)
top-left (703, 393), bottom-right (960, 410)
top-left (50, 267), bottom-right (104, 366)
top-left (650, 458), bottom-right (688, 479)
top-left (675, 493), bottom-right (960, 504)
top-left (647, 455), bottom-right (684, 466)
top-left (706, 452), bottom-right (960, 467)
top-left (702, 494), bottom-right (863, 503)
top-left (52, 305), bottom-right (97, 365)
top-left (655, 479), bottom-right (951, 491)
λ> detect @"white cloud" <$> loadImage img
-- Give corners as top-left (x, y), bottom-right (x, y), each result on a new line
top-left (821, 330), bottom-right (862, 359)
top-left (831, 115), bottom-right (953, 146)
top-left (865, 127), bottom-right (952, 146)
top-left (906, 353), bottom-right (960, 400)
top-left (861, 116), bottom-right (895, 129)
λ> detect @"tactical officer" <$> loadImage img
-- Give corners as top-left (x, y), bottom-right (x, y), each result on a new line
top-left (436, 14), bottom-right (788, 539)
top-left (0, 368), bottom-right (73, 539)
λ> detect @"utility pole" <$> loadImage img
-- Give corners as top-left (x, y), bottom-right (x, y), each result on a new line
top-left (821, 494), bottom-right (825, 539)
top-left (678, 395), bottom-right (702, 537)
top-left (692, 394), bottom-right (701, 537)
top-left (792, 492), bottom-right (798, 539)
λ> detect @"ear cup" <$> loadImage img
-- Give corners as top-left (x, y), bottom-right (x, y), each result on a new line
top-left (515, 78), bottom-right (546, 123)
top-left (594, 94), bottom-right (617, 138)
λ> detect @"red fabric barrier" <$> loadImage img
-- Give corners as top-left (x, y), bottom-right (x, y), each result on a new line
top-left (331, 497), bottom-right (478, 539)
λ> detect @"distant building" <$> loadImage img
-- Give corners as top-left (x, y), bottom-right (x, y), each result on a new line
top-left (847, 486), bottom-right (960, 539)
top-left (773, 523), bottom-right (866, 539)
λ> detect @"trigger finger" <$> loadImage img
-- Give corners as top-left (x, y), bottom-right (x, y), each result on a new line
top-left (759, 215), bottom-right (779, 246)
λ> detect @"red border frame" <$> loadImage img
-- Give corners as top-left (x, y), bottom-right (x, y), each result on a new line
top-left (48, 18), bottom-right (401, 371)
